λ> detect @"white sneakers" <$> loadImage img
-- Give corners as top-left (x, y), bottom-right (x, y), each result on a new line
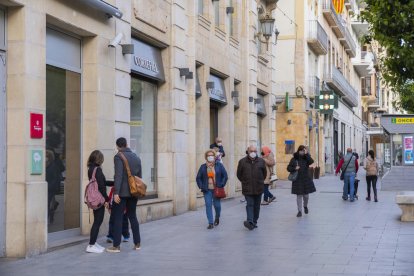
top-left (86, 243), bottom-right (105, 253)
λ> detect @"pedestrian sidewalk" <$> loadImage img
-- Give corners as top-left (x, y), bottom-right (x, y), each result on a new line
top-left (1, 174), bottom-right (414, 276)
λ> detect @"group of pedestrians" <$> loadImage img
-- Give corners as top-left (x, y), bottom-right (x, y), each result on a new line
top-left (335, 148), bottom-right (379, 203)
top-left (85, 137), bottom-right (142, 254)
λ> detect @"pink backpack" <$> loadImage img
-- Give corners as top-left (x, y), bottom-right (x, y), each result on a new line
top-left (84, 167), bottom-right (105, 210)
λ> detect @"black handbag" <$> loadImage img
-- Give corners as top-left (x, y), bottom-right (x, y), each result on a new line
top-left (288, 160), bottom-right (299, 181)
top-left (340, 157), bottom-right (353, 180)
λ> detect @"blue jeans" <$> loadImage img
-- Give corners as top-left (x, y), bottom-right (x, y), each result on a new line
top-left (203, 190), bottom-right (221, 224)
top-left (343, 172), bottom-right (356, 200)
top-left (112, 197), bottom-right (140, 247)
top-left (245, 194), bottom-right (262, 225)
top-left (263, 184), bottom-right (274, 202)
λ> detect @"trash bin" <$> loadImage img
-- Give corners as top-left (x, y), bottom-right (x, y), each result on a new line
top-left (308, 167), bottom-right (314, 180)
top-left (314, 166), bottom-right (320, 179)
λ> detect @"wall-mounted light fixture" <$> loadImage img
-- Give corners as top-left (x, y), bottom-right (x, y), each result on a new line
top-left (254, 3), bottom-right (277, 50)
top-left (108, 33), bottom-right (134, 55)
top-left (226, 7), bottom-right (235, 14)
top-left (274, 28), bottom-right (280, 45)
top-left (206, 82), bottom-right (215, 89)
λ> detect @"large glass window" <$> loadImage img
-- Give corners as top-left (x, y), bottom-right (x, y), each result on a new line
top-left (257, 115), bottom-right (264, 151)
top-left (214, 0), bottom-right (220, 27)
top-left (130, 78), bottom-right (157, 193)
top-left (392, 135), bottom-right (403, 166)
top-left (210, 105), bottom-right (219, 144)
top-left (46, 65), bottom-right (81, 233)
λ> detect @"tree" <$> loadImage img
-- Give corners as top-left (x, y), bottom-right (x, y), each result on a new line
top-left (361, 0), bottom-right (414, 112)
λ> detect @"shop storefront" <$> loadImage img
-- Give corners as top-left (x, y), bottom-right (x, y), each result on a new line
top-left (380, 115), bottom-right (414, 167)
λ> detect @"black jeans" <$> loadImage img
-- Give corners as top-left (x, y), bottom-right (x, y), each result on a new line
top-left (89, 206), bottom-right (105, 245)
top-left (366, 175), bottom-right (378, 198)
top-left (245, 194), bottom-right (262, 225)
top-left (108, 212), bottom-right (130, 238)
top-left (112, 197), bottom-right (140, 247)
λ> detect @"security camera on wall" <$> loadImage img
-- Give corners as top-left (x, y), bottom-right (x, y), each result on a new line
top-left (108, 33), bottom-right (124, 48)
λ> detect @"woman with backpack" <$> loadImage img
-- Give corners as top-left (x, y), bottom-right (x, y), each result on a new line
top-left (364, 150), bottom-right (379, 202)
top-left (86, 150), bottom-right (109, 253)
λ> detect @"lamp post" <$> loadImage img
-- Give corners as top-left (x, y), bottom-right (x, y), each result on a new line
top-left (255, 3), bottom-right (278, 51)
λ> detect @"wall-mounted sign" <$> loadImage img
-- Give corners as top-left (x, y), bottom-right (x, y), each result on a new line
top-left (404, 136), bottom-right (414, 165)
top-left (392, 117), bottom-right (414, 124)
top-left (285, 140), bottom-right (295, 154)
top-left (208, 74), bottom-right (227, 104)
top-left (31, 149), bottom-right (43, 175)
top-left (131, 38), bottom-right (165, 82)
top-left (30, 113), bottom-right (43, 139)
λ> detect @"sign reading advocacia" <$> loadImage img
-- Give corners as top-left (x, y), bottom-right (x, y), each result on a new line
top-left (391, 117), bottom-right (414, 124)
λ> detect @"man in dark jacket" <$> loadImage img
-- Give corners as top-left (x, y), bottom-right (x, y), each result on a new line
top-left (107, 137), bottom-right (142, 253)
top-left (210, 137), bottom-right (225, 158)
top-left (237, 145), bottom-right (267, 230)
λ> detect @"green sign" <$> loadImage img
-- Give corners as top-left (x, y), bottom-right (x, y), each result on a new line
top-left (315, 90), bottom-right (338, 114)
top-left (31, 149), bottom-right (43, 175)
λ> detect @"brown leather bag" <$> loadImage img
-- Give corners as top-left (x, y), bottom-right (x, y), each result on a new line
top-left (118, 152), bottom-right (147, 197)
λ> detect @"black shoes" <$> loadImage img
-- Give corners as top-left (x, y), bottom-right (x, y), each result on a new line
top-left (243, 221), bottom-right (254, 230)
top-left (214, 218), bottom-right (220, 226)
top-left (207, 224), bottom-right (214, 229)
top-left (304, 207), bottom-right (309, 214)
top-left (296, 211), bottom-right (302, 217)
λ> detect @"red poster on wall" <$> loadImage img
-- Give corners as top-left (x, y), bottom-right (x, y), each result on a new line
top-left (30, 113), bottom-right (43, 139)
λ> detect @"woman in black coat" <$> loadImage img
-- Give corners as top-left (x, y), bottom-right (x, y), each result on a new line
top-left (287, 145), bottom-right (316, 217)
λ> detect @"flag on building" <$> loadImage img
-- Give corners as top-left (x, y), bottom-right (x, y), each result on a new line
top-left (332, 0), bottom-right (344, 14)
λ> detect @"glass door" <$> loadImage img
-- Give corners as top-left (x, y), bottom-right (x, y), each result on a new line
top-left (46, 65), bottom-right (81, 233)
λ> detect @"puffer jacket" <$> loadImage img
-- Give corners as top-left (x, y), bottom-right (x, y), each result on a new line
top-left (237, 156), bottom-right (267, 196)
top-left (287, 153), bottom-right (316, 195)
top-left (364, 156), bottom-right (379, 176)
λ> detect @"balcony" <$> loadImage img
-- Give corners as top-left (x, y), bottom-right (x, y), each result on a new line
top-left (352, 51), bottom-right (374, 77)
top-left (340, 26), bottom-right (357, 58)
top-left (322, 0), bottom-right (345, 39)
top-left (351, 14), bottom-right (369, 38)
top-left (324, 65), bottom-right (358, 107)
top-left (307, 20), bottom-right (328, 55)
top-left (308, 76), bottom-right (320, 98)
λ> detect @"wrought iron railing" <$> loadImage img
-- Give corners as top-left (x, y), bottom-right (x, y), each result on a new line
top-left (308, 20), bottom-right (328, 52)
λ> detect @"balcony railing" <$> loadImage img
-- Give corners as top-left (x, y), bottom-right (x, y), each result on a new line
top-left (308, 76), bottom-right (320, 98)
top-left (324, 65), bottom-right (358, 107)
top-left (322, 0), bottom-right (345, 39)
top-left (340, 26), bottom-right (357, 58)
top-left (307, 20), bottom-right (328, 55)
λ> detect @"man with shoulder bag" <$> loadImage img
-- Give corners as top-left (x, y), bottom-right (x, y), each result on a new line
top-left (335, 148), bottom-right (359, 202)
top-left (107, 137), bottom-right (143, 253)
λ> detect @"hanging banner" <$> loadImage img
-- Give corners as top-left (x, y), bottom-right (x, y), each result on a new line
top-left (332, 0), bottom-right (344, 14)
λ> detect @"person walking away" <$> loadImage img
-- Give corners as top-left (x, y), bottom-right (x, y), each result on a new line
top-left (335, 148), bottom-right (359, 202)
top-left (86, 150), bottom-right (109, 253)
top-left (196, 149), bottom-right (228, 229)
top-left (107, 137), bottom-right (142, 253)
top-left (364, 150), bottom-right (379, 202)
top-left (261, 146), bottom-right (276, 205)
top-left (210, 137), bottom-right (226, 158)
top-left (237, 145), bottom-right (267, 230)
top-left (287, 145), bottom-right (316, 217)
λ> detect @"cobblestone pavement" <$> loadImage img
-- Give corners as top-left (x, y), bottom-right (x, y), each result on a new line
top-left (1, 173), bottom-right (414, 276)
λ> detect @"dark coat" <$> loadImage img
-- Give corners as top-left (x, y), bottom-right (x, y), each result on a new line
top-left (46, 162), bottom-right (61, 194)
top-left (210, 143), bottom-right (225, 157)
top-left (287, 153), bottom-right (316, 195)
top-left (114, 148), bottom-right (142, 197)
top-left (88, 164), bottom-right (110, 202)
top-left (237, 156), bottom-right (267, 196)
top-left (196, 162), bottom-right (228, 192)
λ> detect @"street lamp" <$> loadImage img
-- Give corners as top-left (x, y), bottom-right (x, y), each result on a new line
top-left (254, 3), bottom-right (277, 51)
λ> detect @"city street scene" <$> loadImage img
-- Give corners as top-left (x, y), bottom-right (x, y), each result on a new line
top-left (1, 0), bottom-right (414, 275)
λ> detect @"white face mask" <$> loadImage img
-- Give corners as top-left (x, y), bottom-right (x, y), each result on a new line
top-left (207, 156), bottom-right (215, 163)
top-left (249, 152), bottom-right (257, 159)
top-left (217, 143), bottom-right (222, 147)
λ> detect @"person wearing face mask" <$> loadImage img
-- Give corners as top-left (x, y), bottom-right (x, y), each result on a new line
top-left (237, 145), bottom-right (267, 230)
top-left (196, 149), bottom-right (228, 229)
top-left (210, 137), bottom-right (226, 158)
top-left (287, 145), bottom-right (316, 217)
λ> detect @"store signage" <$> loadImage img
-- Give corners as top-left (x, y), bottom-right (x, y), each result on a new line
top-left (404, 136), bottom-right (414, 165)
top-left (31, 149), bottom-right (43, 175)
top-left (208, 74), bottom-right (227, 104)
top-left (391, 117), bottom-right (414, 124)
top-left (30, 113), bottom-right (43, 139)
top-left (131, 38), bottom-right (165, 82)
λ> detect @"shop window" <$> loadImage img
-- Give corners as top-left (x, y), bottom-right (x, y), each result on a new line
top-left (210, 105), bottom-right (219, 144)
top-left (257, 115), bottom-right (264, 151)
top-left (214, 0), bottom-right (220, 27)
top-left (130, 77), bottom-right (157, 193)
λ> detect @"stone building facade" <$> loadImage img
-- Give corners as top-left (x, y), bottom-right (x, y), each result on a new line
top-left (0, 0), bottom-right (278, 257)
